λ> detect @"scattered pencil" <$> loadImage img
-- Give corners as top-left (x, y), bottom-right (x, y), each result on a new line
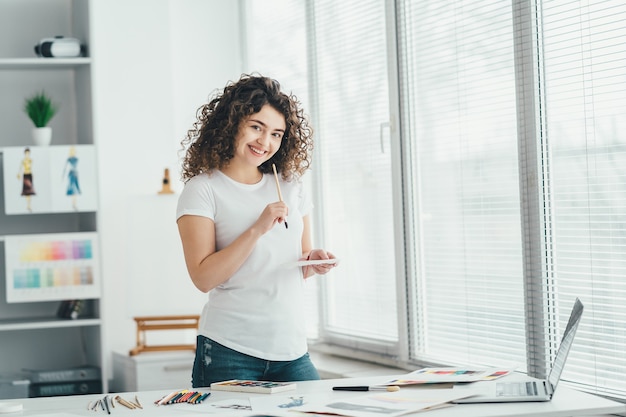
top-left (115, 395), bottom-right (137, 409)
top-left (103, 395), bottom-right (111, 414)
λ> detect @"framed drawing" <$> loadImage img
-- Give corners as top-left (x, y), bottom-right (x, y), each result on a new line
top-left (49, 145), bottom-right (99, 212)
top-left (4, 232), bottom-right (101, 303)
top-left (2, 146), bottom-right (53, 214)
top-left (2, 145), bottom-right (98, 215)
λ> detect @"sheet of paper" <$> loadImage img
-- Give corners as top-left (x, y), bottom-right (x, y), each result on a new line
top-left (250, 393), bottom-right (330, 415)
top-left (290, 389), bottom-right (471, 417)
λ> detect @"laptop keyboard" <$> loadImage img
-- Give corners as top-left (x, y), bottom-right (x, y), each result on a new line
top-left (496, 381), bottom-right (538, 397)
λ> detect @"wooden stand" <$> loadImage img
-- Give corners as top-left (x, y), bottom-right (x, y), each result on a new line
top-left (129, 315), bottom-right (199, 356)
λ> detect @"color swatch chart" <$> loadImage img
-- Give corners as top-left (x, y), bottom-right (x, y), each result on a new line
top-left (4, 232), bottom-right (101, 303)
top-left (18, 239), bottom-right (93, 262)
top-left (12, 266), bottom-right (94, 289)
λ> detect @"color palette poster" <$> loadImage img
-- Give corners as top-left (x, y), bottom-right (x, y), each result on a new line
top-left (4, 232), bottom-right (101, 303)
top-left (2, 145), bottom-right (98, 215)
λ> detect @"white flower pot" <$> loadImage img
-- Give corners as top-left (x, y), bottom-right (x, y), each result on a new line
top-left (32, 127), bottom-right (52, 146)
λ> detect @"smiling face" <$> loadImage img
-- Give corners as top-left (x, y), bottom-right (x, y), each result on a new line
top-left (232, 104), bottom-right (286, 168)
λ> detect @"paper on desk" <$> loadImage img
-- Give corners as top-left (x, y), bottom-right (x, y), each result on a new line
top-left (250, 393), bottom-right (330, 415)
top-left (383, 367), bottom-right (512, 385)
top-left (289, 389), bottom-right (471, 417)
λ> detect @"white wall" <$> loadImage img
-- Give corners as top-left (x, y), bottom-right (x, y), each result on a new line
top-left (90, 0), bottom-right (242, 379)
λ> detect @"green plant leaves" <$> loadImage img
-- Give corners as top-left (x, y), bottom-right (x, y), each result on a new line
top-left (24, 91), bottom-right (59, 128)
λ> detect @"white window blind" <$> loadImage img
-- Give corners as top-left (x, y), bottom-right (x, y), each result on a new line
top-left (396, 1), bottom-right (527, 367)
top-left (308, 0), bottom-right (399, 350)
top-left (540, 0), bottom-right (626, 397)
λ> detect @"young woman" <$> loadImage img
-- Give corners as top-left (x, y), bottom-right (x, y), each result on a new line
top-left (176, 74), bottom-right (337, 387)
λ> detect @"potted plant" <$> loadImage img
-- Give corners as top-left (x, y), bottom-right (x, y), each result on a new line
top-left (23, 90), bottom-right (59, 146)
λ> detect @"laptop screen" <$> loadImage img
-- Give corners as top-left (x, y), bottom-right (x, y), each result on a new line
top-left (547, 298), bottom-right (584, 389)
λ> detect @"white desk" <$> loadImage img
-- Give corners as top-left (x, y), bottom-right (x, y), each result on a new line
top-left (2, 375), bottom-right (625, 416)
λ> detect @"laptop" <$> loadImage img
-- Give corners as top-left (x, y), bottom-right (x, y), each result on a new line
top-left (453, 297), bottom-right (584, 403)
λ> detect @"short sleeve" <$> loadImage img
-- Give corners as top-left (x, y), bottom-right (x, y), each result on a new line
top-left (176, 174), bottom-right (216, 221)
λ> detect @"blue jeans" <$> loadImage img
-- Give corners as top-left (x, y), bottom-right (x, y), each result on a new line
top-left (191, 336), bottom-right (320, 388)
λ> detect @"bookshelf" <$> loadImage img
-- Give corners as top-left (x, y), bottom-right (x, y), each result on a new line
top-left (0, 0), bottom-right (105, 396)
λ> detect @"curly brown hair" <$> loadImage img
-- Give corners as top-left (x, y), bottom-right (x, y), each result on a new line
top-left (180, 74), bottom-right (314, 182)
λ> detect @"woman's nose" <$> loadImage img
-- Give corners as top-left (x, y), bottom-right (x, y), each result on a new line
top-left (257, 132), bottom-right (272, 145)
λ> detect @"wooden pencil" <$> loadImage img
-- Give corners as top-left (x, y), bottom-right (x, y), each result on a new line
top-left (272, 164), bottom-right (288, 229)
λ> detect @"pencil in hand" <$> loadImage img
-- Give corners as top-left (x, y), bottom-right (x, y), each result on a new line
top-left (272, 163), bottom-right (288, 229)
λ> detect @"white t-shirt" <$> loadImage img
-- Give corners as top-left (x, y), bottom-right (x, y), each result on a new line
top-left (176, 170), bottom-right (313, 361)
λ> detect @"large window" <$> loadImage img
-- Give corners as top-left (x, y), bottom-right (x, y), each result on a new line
top-left (243, 0), bottom-right (626, 400)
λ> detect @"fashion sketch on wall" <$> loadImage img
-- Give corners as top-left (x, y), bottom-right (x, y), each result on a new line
top-left (2, 145), bottom-right (98, 214)
top-left (16, 147), bottom-right (37, 212)
top-left (62, 146), bottom-right (81, 210)
top-left (4, 146), bottom-right (52, 213)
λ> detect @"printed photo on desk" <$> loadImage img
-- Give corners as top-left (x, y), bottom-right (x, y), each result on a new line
top-left (383, 367), bottom-right (512, 386)
top-left (4, 232), bottom-right (101, 303)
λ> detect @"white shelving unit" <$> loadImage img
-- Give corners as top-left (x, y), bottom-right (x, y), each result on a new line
top-left (0, 0), bottom-right (105, 396)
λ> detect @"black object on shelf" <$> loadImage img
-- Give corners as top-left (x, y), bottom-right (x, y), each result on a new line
top-left (56, 300), bottom-right (85, 319)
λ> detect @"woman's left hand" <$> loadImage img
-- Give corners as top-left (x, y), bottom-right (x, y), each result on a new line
top-left (302, 249), bottom-right (338, 277)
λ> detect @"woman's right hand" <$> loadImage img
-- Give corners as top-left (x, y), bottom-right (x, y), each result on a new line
top-left (254, 201), bottom-right (289, 234)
